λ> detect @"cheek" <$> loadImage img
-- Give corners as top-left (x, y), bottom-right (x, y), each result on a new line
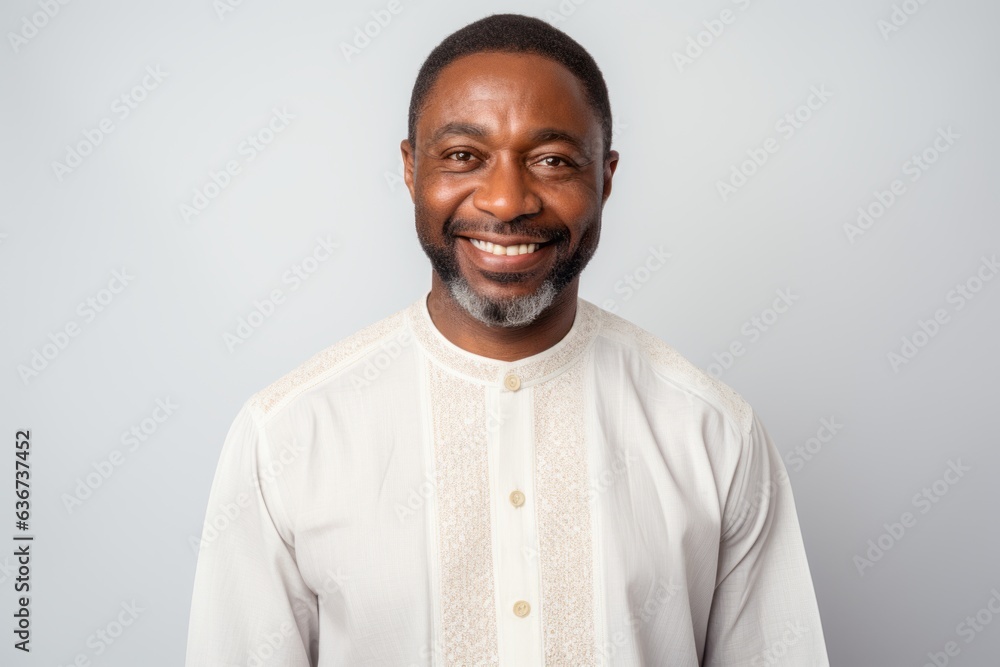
top-left (550, 188), bottom-right (599, 230)
top-left (418, 175), bottom-right (471, 214)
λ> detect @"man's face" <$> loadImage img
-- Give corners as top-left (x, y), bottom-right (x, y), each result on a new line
top-left (402, 51), bottom-right (618, 328)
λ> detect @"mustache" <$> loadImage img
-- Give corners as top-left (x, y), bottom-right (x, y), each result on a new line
top-left (446, 217), bottom-right (568, 244)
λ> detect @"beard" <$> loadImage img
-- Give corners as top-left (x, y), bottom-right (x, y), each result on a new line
top-left (416, 207), bottom-right (600, 328)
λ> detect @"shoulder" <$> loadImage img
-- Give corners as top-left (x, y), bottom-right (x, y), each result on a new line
top-left (591, 302), bottom-right (753, 438)
top-left (247, 302), bottom-right (413, 421)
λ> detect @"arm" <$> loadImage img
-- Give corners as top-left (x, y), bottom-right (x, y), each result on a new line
top-left (185, 400), bottom-right (318, 666)
top-left (702, 410), bottom-right (830, 666)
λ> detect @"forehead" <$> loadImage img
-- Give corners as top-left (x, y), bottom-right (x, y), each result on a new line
top-left (417, 51), bottom-right (599, 146)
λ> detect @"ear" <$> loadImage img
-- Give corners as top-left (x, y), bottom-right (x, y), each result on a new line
top-left (601, 149), bottom-right (620, 204)
top-left (400, 139), bottom-right (416, 203)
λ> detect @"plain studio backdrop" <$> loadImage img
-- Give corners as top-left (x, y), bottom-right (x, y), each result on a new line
top-left (2, 0), bottom-right (998, 665)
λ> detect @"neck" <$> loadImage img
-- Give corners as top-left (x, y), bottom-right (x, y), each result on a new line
top-left (426, 273), bottom-right (579, 362)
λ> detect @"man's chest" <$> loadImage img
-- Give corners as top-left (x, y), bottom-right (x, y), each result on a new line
top-left (281, 363), bottom-right (723, 665)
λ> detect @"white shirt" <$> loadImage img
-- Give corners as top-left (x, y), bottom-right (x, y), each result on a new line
top-left (185, 290), bottom-right (830, 666)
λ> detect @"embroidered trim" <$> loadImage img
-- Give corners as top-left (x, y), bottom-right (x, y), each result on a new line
top-left (535, 359), bottom-right (597, 665)
top-left (428, 363), bottom-right (499, 665)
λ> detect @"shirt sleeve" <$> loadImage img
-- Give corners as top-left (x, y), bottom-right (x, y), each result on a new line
top-left (185, 400), bottom-right (318, 667)
top-left (702, 409), bottom-right (830, 667)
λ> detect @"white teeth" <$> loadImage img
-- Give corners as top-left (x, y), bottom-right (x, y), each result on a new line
top-left (469, 238), bottom-right (541, 255)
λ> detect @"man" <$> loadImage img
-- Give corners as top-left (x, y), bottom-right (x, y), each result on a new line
top-left (186, 13), bottom-right (830, 666)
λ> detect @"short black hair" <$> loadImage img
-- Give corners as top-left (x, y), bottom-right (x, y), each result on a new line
top-left (407, 13), bottom-right (613, 160)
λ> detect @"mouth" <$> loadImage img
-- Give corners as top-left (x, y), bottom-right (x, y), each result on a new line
top-left (455, 234), bottom-right (557, 272)
top-left (463, 236), bottom-right (553, 256)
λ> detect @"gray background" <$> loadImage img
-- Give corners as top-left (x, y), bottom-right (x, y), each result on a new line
top-left (2, 0), bottom-right (998, 665)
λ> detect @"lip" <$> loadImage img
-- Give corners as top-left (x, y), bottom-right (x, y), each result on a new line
top-left (456, 233), bottom-right (552, 246)
top-left (457, 235), bottom-right (555, 272)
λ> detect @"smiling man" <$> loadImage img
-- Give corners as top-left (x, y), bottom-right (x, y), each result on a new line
top-left (186, 13), bottom-right (829, 667)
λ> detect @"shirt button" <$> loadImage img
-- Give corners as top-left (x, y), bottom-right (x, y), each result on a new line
top-left (513, 600), bottom-right (531, 618)
top-left (503, 373), bottom-right (521, 391)
top-left (509, 490), bottom-right (525, 508)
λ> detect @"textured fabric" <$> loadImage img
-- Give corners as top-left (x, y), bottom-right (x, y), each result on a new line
top-left (185, 290), bottom-right (830, 666)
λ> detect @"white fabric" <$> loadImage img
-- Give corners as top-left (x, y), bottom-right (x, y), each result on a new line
top-left (185, 290), bottom-right (830, 666)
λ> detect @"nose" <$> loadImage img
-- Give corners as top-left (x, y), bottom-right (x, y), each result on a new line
top-left (471, 153), bottom-right (542, 222)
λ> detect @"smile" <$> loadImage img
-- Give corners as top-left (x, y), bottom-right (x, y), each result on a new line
top-left (457, 235), bottom-right (556, 273)
top-left (467, 238), bottom-right (544, 256)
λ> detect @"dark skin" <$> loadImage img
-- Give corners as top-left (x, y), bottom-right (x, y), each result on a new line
top-left (401, 51), bottom-right (619, 361)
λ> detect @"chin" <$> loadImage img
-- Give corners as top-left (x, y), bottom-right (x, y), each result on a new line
top-left (448, 277), bottom-right (559, 328)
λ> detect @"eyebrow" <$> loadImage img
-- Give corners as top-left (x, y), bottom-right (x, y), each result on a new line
top-left (428, 122), bottom-right (488, 145)
top-left (427, 122), bottom-right (591, 156)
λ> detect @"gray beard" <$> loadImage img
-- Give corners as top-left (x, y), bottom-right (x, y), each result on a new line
top-left (446, 276), bottom-right (558, 328)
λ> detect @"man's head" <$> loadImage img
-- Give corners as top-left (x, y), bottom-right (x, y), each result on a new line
top-left (401, 14), bottom-right (619, 328)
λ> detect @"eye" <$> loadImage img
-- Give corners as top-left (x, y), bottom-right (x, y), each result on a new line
top-left (446, 151), bottom-right (475, 162)
top-left (538, 156), bottom-right (573, 168)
